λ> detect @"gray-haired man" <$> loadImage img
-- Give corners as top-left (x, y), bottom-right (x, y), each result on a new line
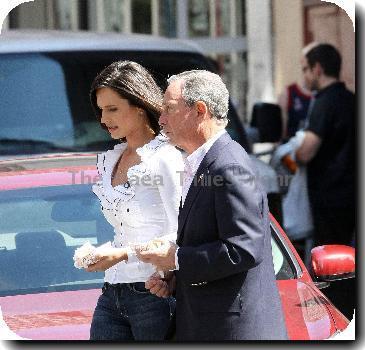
top-left (137, 70), bottom-right (287, 340)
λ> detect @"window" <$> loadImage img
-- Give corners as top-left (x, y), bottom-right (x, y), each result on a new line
top-left (271, 227), bottom-right (296, 280)
top-left (54, 0), bottom-right (79, 30)
top-left (215, 0), bottom-right (230, 36)
top-left (0, 182), bottom-right (294, 297)
top-left (159, 0), bottom-right (177, 37)
top-left (103, 0), bottom-right (128, 32)
top-left (0, 54), bottom-right (74, 147)
top-left (188, 0), bottom-right (210, 37)
top-left (0, 185), bottom-right (114, 296)
top-left (132, 0), bottom-right (152, 33)
top-left (0, 50), bottom-right (249, 156)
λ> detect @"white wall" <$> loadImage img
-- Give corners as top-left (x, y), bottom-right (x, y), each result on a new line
top-left (273, 0), bottom-right (304, 98)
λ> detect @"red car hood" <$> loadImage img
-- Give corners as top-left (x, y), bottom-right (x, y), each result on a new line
top-left (0, 289), bottom-right (100, 340)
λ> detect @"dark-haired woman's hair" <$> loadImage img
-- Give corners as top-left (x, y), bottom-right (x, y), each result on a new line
top-left (90, 61), bottom-right (162, 140)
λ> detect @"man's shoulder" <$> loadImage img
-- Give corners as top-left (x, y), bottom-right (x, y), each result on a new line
top-left (211, 140), bottom-right (254, 173)
top-left (216, 138), bottom-right (249, 161)
top-left (317, 82), bottom-right (353, 101)
top-left (331, 83), bottom-right (354, 98)
top-left (314, 84), bottom-right (354, 122)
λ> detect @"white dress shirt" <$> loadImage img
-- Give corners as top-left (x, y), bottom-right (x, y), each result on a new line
top-left (92, 135), bottom-right (184, 283)
top-left (175, 129), bottom-right (227, 269)
top-left (182, 129), bottom-right (227, 206)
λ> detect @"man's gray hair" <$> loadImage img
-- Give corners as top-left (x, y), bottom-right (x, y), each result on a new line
top-left (167, 70), bottom-right (229, 121)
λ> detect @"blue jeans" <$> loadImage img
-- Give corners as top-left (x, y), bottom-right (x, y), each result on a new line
top-left (90, 282), bottom-right (175, 341)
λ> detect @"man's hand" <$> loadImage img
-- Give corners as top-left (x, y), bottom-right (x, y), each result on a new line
top-left (86, 247), bottom-right (127, 272)
top-left (136, 240), bottom-right (177, 271)
top-left (145, 271), bottom-right (176, 298)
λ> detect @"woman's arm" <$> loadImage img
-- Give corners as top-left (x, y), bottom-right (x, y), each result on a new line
top-left (86, 247), bottom-right (128, 272)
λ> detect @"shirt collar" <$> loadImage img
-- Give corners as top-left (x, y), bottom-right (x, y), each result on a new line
top-left (184, 129), bottom-right (227, 175)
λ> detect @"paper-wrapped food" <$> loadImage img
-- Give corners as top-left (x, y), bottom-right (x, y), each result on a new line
top-left (134, 239), bottom-right (165, 253)
top-left (73, 241), bottom-right (111, 269)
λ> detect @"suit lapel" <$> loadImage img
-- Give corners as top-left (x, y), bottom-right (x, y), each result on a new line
top-left (177, 132), bottom-right (232, 244)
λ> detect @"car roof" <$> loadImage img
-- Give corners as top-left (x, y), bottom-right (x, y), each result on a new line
top-left (0, 30), bottom-right (203, 54)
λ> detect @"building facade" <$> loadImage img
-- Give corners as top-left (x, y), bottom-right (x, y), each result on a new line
top-left (3, 0), bottom-right (248, 119)
top-left (273, 0), bottom-right (355, 98)
top-left (2, 0), bottom-right (355, 122)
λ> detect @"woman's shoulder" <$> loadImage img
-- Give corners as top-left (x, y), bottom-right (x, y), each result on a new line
top-left (95, 143), bottom-right (127, 177)
top-left (136, 135), bottom-right (184, 177)
top-left (137, 134), bottom-right (183, 162)
top-left (96, 142), bottom-right (127, 159)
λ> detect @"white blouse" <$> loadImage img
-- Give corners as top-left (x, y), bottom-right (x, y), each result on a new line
top-left (92, 135), bottom-right (184, 283)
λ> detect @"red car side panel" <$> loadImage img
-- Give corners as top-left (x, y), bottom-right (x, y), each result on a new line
top-left (1, 289), bottom-right (100, 340)
top-left (271, 215), bottom-right (350, 339)
top-left (278, 280), bottom-right (337, 340)
top-left (0, 166), bottom-right (97, 190)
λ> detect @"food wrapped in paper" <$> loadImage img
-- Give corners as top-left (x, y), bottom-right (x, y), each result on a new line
top-left (73, 241), bottom-right (112, 269)
top-left (133, 239), bottom-right (165, 253)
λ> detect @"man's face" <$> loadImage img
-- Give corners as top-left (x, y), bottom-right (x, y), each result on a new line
top-left (159, 80), bottom-right (196, 151)
top-left (301, 56), bottom-right (319, 91)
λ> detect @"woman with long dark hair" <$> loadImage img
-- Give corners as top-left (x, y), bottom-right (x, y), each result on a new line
top-left (86, 61), bottom-right (182, 340)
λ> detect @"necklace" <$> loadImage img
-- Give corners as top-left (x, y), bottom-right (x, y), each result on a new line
top-left (111, 150), bottom-right (138, 186)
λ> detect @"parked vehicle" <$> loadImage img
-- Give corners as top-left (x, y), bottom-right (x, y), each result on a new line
top-left (0, 30), bottom-right (251, 155)
top-left (0, 30), bottom-right (281, 219)
top-left (0, 154), bottom-right (354, 340)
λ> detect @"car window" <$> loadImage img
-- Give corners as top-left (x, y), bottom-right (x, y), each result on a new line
top-left (0, 51), bottom-right (249, 155)
top-left (0, 184), bottom-right (114, 296)
top-left (0, 182), bottom-right (294, 297)
top-left (271, 227), bottom-right (296, 280)
top-left (0, 54), bottom-right (74, 146)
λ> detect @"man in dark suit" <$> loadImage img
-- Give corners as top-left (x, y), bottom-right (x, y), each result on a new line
top-left (137, 70), bottom-right (287, 340)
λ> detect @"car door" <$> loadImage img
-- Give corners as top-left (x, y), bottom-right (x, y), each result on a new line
top-left (270, 219), bottom-right (341, 340)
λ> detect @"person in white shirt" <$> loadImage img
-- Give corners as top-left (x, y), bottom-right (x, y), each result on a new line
top-left (85, 61), bottom-right (183, 341)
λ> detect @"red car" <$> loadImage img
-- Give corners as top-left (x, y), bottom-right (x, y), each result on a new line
top-left (0, 154), bottom-right (354, 340)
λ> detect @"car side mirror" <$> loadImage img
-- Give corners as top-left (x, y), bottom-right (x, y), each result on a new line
top-left (250, 102), bottom-right (282, 143)
top-left (311, 245), bottom-right (355, 282)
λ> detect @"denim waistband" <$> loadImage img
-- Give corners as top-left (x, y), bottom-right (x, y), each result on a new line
top-left (103, 281), bottom-right (145, 291)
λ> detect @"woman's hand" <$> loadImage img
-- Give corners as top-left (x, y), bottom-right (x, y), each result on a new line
top-left (86, 247), bottom-right (127, 272)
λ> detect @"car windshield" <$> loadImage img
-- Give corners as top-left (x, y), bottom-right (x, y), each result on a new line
top-left (0, 184), bottom-right (115, 297)
top-left (0, 182), bottom-right (294, 297)
top-left (0, 51), bottom-right (248, 155)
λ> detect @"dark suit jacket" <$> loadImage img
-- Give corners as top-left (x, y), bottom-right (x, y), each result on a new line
top-left (174, 133), bottom-right (287, 341)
